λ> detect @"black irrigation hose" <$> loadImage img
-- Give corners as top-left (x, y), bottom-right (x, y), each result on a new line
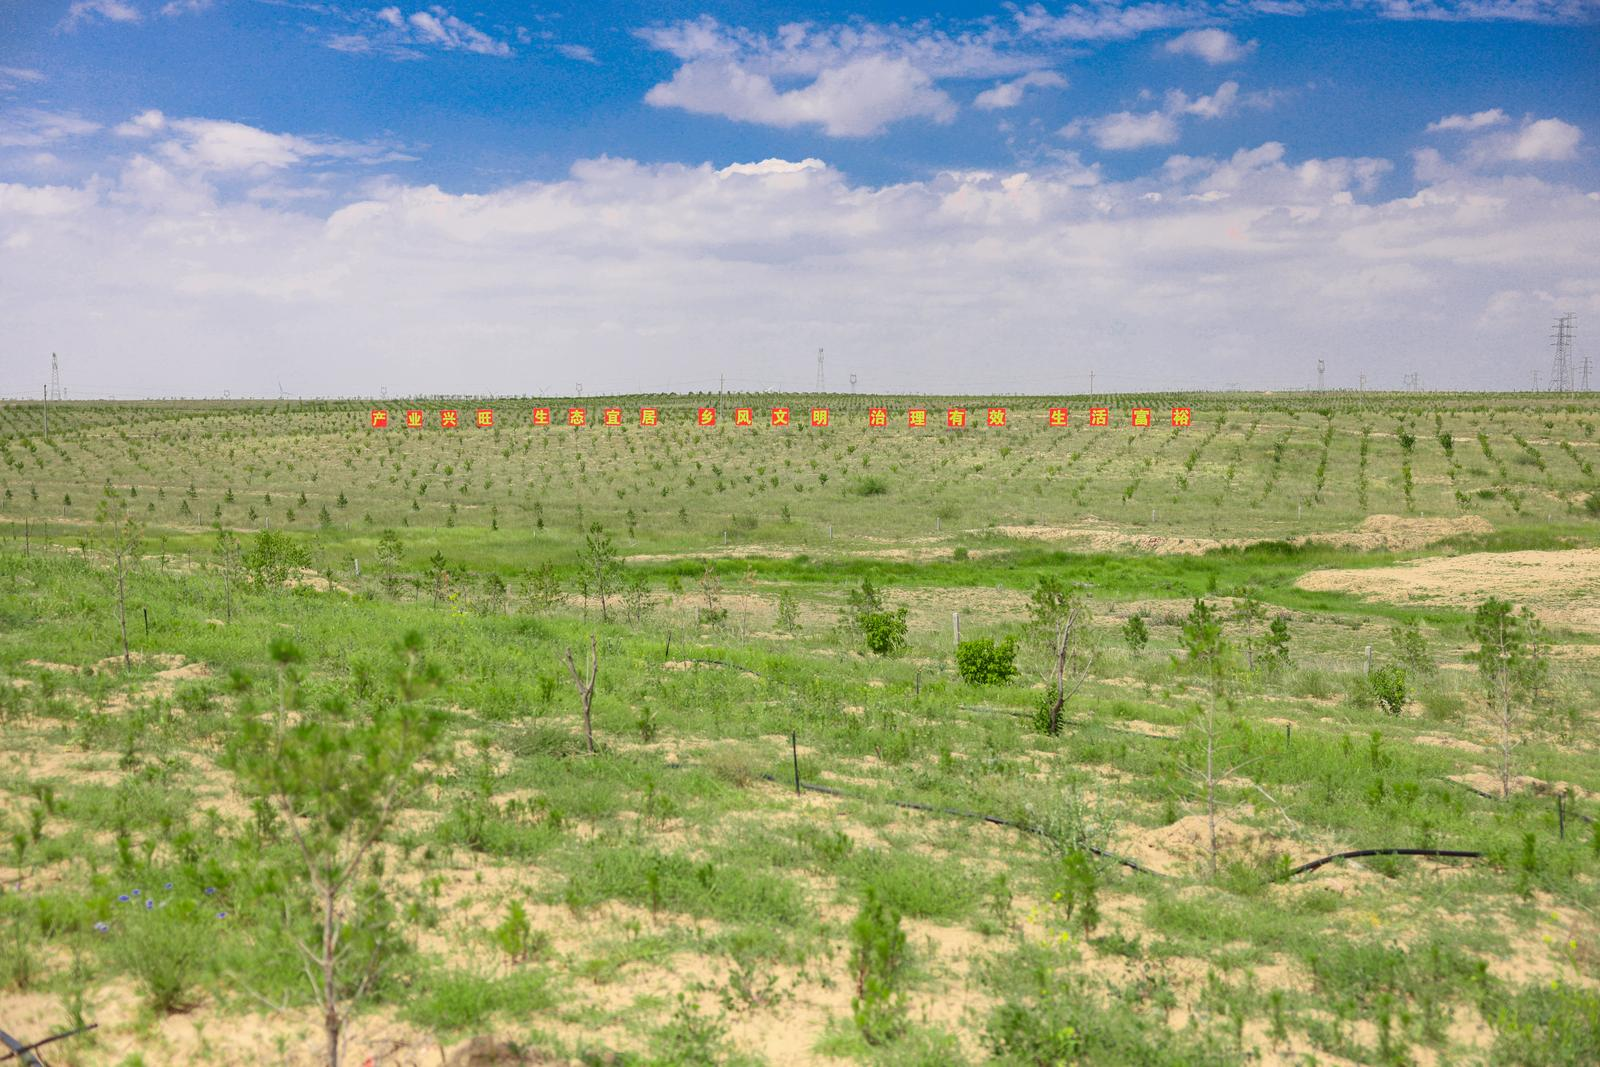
top-left (1277, 849), bottom-right (1483, 880)
top-left (1435, 775), bottom-right (1595, 825)
top-left (0, 1023), bottom-right (96, 1067)
top-left (762, 772), bottom-right (1491, 883)
top-left (760, 773), bottom-right (1164, 876)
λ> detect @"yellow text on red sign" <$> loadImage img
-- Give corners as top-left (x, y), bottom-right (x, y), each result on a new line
top-left (603, 408), bottom-right (622, 426)
top-left (370, 409), bottom-right (388, 428)
top-left (1131, 408), bottom-right (1151, 428)
top-left (567, 407), bottom-right (586, 427)
top-left (698, 407), bottom-right (716, 427)
top-left (908, 408), bottom-right (927, 427)
top-left (735, 407), bottom-right (754, 426)
top-left (868, 407), bottom-right (888, 427)
top-left (532, 408), bottom-right (551, 426)
top-left (440, 409), bottom-right (459, 429)
top-left (771, 407), bottom-right (790, 426)
top-left (1172, 407), bottom-right (1192, 427)
top-left (987, 407), bottom-right (1006, 427)
top-left (1048, 407), bottom-right (1068, 426)
top-left (947, 408), bottom-right (967, 428)
top-left (811, 408), bottom-right (829, 427)
top-left (639, 407), bottom-right (659, 426)
top-left (405, 409), bottom-right (424, 428)
top-left (1088, 407), bottom-right (1109, 427)
top-left (475, 408), bottom-right (494, 428)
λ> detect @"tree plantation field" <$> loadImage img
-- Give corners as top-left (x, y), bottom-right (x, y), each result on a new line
top-left (2, 392), bottom-right (1599, 1067)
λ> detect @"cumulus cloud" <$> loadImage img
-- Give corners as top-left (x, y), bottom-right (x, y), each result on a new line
top-left (0, 68), bottom-right (46, 91)
top-left (645, 55), bottom-right (956, 137)
top-left (1471, 116), bottom-right (1583, 162)
top-left (2, 138), bottom-right (1597, 394)
top-left (1064, 80), bottom-right (1243, 149)
top-left (638, 15), bottom-right (1048, 134)
top-left (1164, 28), bottom-right (1258, 63)
top-left (321, 5), bottom-right (513, 59)
top-left (59, 0), bottom-right (141, 31)
top-left (159, 0), bottom-right (213, 15)
top-left (0, 109), bottom-right (101, 148)
top-left (102, 110), bottom-right (410, 172)
top-left (974, 70), bottom-right (1069, 110)
top-left (1427, 108), bottom-right (1509, 132)
top-left (556, 44), bottom-right (598, 64)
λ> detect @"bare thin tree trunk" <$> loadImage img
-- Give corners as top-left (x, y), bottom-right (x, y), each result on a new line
top-left (323, 883), bottom-right (341, 1067)
top-left (117, 559), bottom-right (130, 669)
top-left (1206, 698), bottom-right (1218, 879)
top-left (565, 635), bottom-right (599, 754)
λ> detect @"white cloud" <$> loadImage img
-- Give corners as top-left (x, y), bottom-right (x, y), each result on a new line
top-left (1477, 116), bottom-right (1583, 162)
top-left (1014, 2), bottom-right (1206, 41)
top-left (1165, 80), bottom-right (1240, 118)
top-left (160, 0), bottom-right (213, 15)
top-left (2, 143), bottom-right (1597, 394)
top-left (1074, 110), bottom-right (1180, 149)
top-left (645, 55), bottom-right (956, 137)
top-left (100, 112), bottom-right (411, 173)
top-left (113, 109), bottom-right (168, 137)
top-left (0, 68), bottom-right (46, 91)
top-left (1427, 108), bottom-right (1509, 132)
top-left (1367, 0), bottom-right (1598, 22)
top-left (320, 6), bottom-right (513, 60)
top-left (638, 15), bottom-right (1043, 134)
top-left (59, 0), bottom-right (141, 30)
top-left (974, 70), bottom-right (1068, 111)
top-left (0, 109), bottom-right (101, 148)
top-left (1164, 28), bottom-right (1258, 63)
top-left (1066, 80), bottom-right (1244, 150)
top-left (556, 44), bottom-right (598, 64)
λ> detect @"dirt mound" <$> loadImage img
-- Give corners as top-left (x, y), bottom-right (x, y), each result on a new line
top-left (1295, 548), bottom-right (1600, 633)
top-left (1306, 514), bottom-right (1492, 552)
top-left (1119, 815), bottom-right (1274, 874)
top-left (984, 514), bottom-right (1488, 557)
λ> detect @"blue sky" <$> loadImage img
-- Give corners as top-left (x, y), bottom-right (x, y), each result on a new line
top-left (2, 1), bottom-right (1598, 396)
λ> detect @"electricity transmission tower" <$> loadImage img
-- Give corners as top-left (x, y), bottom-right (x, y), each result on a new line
top-left (849, 373), bottom-right (857, 393)
top-left (50, 354), bottom-right (60, 401)
top-left (816, 349), bottom-right (824, 391)
top-left (1549, 313), bottom-right (1575, 393)
top-left (1582, 354), bottom-right (1593, 392)
top-left (1316, 359), bottom-right (1325, 391)
top-left (1402, 371), bottom-right (1420, 391)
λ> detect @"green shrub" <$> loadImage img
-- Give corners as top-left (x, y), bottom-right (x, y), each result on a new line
top-left (955, 637), bottom-right (1019, 685)
top-left (1369, 664), bottom-right (1407, 714)
top-left (850, 886), bottom-right (908, 1045)
top-left (861, 609), bottom-right (909, 656)
top-left (1122, 614), bottom-right (1149, 654)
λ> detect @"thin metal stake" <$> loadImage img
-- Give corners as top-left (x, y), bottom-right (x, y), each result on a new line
top-left (791, 732), bottom-right (801, 795)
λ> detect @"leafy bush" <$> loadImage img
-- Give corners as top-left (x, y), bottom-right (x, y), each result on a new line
top-left (851, 476), bottom-right (889, 496)
top-left (955, 637), bottom-right (1019, 685)
top-left (860, 609), bottom-right (909, 656)
top-left (1369, 664), bottom-right (1407, 715)
top-left (1122, 614), bottom-right (1149, 654)
top-left (850, 886), bottom-right (908, 1045)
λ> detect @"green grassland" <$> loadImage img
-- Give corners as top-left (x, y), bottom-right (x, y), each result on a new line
top-left (1, 392), bottom-right (1598, 1066)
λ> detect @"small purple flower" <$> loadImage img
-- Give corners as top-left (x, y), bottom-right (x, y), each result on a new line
top-left (144, 899), bottom-right (154, 910)
top-left (215, 911), bottom-right (227, 919)
top-left (163, 882), bottom-right (173, 890)
top-left (117, 894), bottom-right (130, 903)
top-left (131, 889), bottom-right (141, 897)
top-left (204, 887), bottom-right (217, 896)
top-left (93, 921), bottom-right (109, 933)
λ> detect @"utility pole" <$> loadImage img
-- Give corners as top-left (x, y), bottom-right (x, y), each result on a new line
top-left (1549, 313), bottom-right (1575, 394)
top-left (1316, 358), bottom-right (1325, 392)
top-left (815, 349), bottom-right (824, 391)
top-left (1088, 369), bottom-right (1095, 394)
top-left (50, 353), bottom-right (60, 401)
top-left (1358, 373), bottom-right (1366, 393)
top-left (43, 384), bottom-right (49, 436)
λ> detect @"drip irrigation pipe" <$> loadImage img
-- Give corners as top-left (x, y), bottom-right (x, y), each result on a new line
top-left (761, 773), bottom-right (1488, 883)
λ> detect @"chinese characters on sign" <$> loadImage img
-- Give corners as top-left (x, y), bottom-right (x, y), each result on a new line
top-left (371, 405), bottom-right (1191, 429)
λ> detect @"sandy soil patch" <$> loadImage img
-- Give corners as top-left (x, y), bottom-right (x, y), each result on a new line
top-left (1296, 548), bottom-right (1600, 633)
top-left (986, 514), bottom-right (1492, 557)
